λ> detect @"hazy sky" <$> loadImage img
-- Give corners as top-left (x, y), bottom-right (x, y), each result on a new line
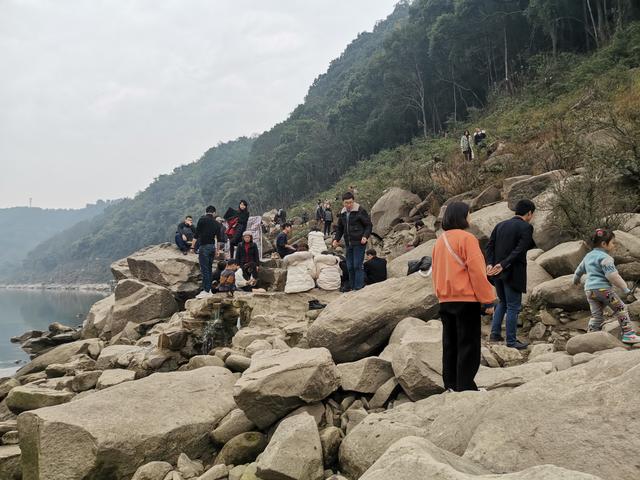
top-left (0, 0), bottom-right (397, 209)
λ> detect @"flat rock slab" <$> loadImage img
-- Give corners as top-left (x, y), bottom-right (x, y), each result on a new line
top-left (0, 444), bottom-right (21, 480)
top-left (6, 385), bottom-right (75, 413)
top-left (566, 331), bottom-right (627, 355)
top-left (18, 367), bottom-right (236, 480)
top-left (16, 339), bottom-right (102, 378)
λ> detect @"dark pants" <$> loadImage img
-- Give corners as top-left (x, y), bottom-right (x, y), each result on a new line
top-left (345, 244), bottom-right (366, 291)
top-left (199, 243), bottom-right (216, 292)
top-left (463, 150), bottom-right (472, 162)
top-left (175, 234), bottom-right (191, 252)
top-left (440, 302), bottom-right (481, 392)
top-left (491, 279), bottom-right (523, 345)
top-left (229, 225), bottom-right (246, 258)
top-left (323, 221), bottom-right (332, 236)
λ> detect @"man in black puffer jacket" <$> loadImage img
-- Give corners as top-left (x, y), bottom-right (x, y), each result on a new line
top-left (332, 192), bottom-right (372, 291)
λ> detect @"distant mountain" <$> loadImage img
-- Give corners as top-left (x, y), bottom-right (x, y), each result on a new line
top-left (0, 201), bottom-right (114, 280)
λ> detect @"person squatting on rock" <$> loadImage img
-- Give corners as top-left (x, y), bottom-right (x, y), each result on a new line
top-left (175, 215), bottom-right (196, 254)
top-left (307, 227), bottom-right (327, 257)
top-left (460, 129), bottom-right (474, 162)
top-left (218, 259), bottom-right (240, 296)
top-left (332, 191), bottom-right (372, 292)
top-left (485, 199), bottom-right (537, 350)
top-left (195, 206), bottom-right (225, 299)
top-left (363, 249), bottom-right (387, 285)
top-left (432, 201), bottom-right (496, 392)
top-left (235, 231), bottom-right (260, 281)
top-left (573, 228), bottom-right (640, 344)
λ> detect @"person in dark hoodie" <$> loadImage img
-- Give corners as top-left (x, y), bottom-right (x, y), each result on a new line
top-left (364, 249), bottom-right (387, 285)
top-left (235, 231), bottom-right (260, 281)
top-left (175, 215), bottom-right (196, 254)
top-left (332, 192), bottom-right (372, 292)
top-left (225, 200), bottom-right (250, 258)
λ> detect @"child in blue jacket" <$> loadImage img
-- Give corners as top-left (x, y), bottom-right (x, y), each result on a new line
top-left (573, 228), bottom-right (639, 344)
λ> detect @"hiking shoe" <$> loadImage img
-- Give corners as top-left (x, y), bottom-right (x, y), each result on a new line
top-left (622, 333), bottom-right (640, 344)
top-left (507, 341), bottom-right (529, 350)
top-left (181, 250), bottom-right (188, 255)
top-left (195, 291), bottom-right (213, 299)
top-left (340, 287), bottom-right (352, 293)
top-left (489, 334), bottom-right (504, 342)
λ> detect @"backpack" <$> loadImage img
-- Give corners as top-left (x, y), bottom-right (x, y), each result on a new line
top-left (407, 256), bottom-right (432, 276)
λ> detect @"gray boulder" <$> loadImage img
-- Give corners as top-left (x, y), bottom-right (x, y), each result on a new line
top-left (468, 202), bottom-right (513, 248)
top-left (0, 445), bottom-right (21, 480)
top-left (536, 241), bottom-right (589, 278)
top-left (530, 276), bottom-right (589, 311)
top-left (16, 338), bottom-right (102, 378)
top-left (214, 431), bottom-right (267, 466)
top-left (338, 357), bottom-right (394, 394)
top-left (612, 230), bottom-right (640, 264)
top-left (565, 332), bottom-right (627, 355)
top-left (6, 385), bottom-right (75, 413)
top-left (131, 461), bottom-right (173, 480)
top-left (387, 239), bottom-right (436, 278)
top-left (308, 274), bottom-right (439, 363)
top-left (210, 408), bottom-right (256, 445)
top-left (370, 188), bottom-right (421, 237)
top-left (531, 191), bottom-right (573, 251)
top-left (233, 348), bottom-right (340, 429)
top-left (506, 170), bottom-right (567, 210)
top-left (111, 258), bottom-right (132, 281)
top-left (82, 294), bottom-right (115, 339)
top-left (18, 367), bottom-right (236, 480)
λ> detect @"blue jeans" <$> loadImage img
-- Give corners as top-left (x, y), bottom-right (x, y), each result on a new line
top-left (491, 279), bottom-right (522, 345)
top-left (199, 243), bottom-right (216, 293)
top-left (175, 233), bottom-right (189, 252)
top-left (346, 244), bottom-right (366, 290)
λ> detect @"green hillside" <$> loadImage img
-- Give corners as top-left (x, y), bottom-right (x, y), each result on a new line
top-left (14, 0), bottom-right (640, 284)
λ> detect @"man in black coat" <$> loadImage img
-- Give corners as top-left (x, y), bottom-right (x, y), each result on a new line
top-left (332, 192), bottom-right (372, 291)
top-left (364, 249), bottom-right (387, 285)
top-left (485, 199), bottom-right (536, 350)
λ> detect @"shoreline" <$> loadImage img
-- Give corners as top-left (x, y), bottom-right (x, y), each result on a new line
top-left (0, 283), bottom-right (113, 293)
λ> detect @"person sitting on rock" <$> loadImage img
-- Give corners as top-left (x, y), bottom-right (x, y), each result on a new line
top-left (218, 259), bottom-right (240, 296)
top-left (573, 228), bottom-right (640, 344)
top-left (175, 215), bottom-right (196, 254)
top-left (283, 243), bottom-right (317, 294)
top-left (236, 231), bottom-right (260, 280)
top-left (211, 260), bottom-right (226, 293)
top-left (411, 220), bottom-right (436, 248)
top-left (314, 253), bottom-right (341, 291)
top-left (276, 223), bottom-right (296, 258)
top-left (363, 249), bottom-right (387, 285)
top-left (308, 227), bottom-right (327, 257)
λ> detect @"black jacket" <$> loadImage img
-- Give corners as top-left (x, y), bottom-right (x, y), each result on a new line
top-left (195, 214), bottom-right (224, 246)
top-left (235, 241), bottom-right (260, 266)
top-left (334, 203), bottom-right (372, 247)
top-left (485, 216), bottom-right (535, 293)
top-left (364, 257), bottom-right (387, 285)
top-left (176, 222), bottom-right (195, 240)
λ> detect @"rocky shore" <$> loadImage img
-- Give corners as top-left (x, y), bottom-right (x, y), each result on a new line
top-left (0, 170), bottom-right (639, 480)
top-left (0, 283), bottom-right (113, 293)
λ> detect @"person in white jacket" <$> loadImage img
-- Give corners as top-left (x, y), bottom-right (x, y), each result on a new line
top-left (314, 254), bottom-right (341, 291)
top-left (283, 245), bottom-right (317, 294)
top-left (308, 227), bottom-right (327, 257)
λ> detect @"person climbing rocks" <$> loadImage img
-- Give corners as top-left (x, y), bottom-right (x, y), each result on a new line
top-left (485, 199), bottom-right (537, 350)
top-left (573, 228), bottom-right (640, 344)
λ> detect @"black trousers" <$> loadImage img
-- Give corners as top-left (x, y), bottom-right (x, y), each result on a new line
top-left (439, 301), bottom-right (481, 392)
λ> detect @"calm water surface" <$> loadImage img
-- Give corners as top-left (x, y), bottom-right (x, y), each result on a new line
top-left (0, 290), bottom-right (107, 374)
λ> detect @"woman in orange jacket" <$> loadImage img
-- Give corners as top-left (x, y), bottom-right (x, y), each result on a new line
top-left (432, 202), bottom-right (496, 392)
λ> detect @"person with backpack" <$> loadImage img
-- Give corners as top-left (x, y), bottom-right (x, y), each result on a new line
top-left (573, 229), bottom-right (640, 344)
top-left (323, 203), bottom-right (334, 237)
top-left (431, 202), bottom-right (496, 392)
top-left (332, 192), bottom-right (372, 292)
top-left (485, 199), bottom-right (537, 350)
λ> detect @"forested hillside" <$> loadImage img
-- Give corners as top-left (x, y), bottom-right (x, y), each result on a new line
top-left (0, 202), bottom-right (111, 280)
top-left (14, 0), bottom-right (640, 284)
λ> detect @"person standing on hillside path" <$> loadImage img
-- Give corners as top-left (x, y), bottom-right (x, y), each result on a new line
top-left (315, 200), bottom-right (324, 226)
top-left (460, 130), bottom-right (474, 162)
top-left (195, 205), bottom-right (225, 298)
top-left (485, 199), bottom-right (537, 350)
top-left (332, 192), bottom-right (372, 292)
top-left (431, 202), bottom-right (496, 392)
top-left (323, 203), bottom-right (334, 238)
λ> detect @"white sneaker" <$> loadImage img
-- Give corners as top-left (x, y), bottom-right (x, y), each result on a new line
top-left (195, 291), bottom-right (212, 299)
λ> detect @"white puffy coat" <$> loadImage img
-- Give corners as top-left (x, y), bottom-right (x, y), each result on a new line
top-left (308, 231), bottom-right (327, 257)
top-left (283, 251), bottom-right (316, 293)
top-left (314, 254), bottom-right (341, 291)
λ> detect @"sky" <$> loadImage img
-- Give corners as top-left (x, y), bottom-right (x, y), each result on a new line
top-left (0, 0), bottom-right (398, 209)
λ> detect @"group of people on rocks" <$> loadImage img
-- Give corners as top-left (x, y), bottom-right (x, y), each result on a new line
top-left (460, 127), bottom-right (487, 161)
top-left (432, 198), bottom-right (639, 393)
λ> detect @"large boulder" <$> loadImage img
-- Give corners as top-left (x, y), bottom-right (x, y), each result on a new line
top-left (536, 241), bottom-right (589, 278)
top-left (18, 367), bottom-right (237, 480)
top-left (612, 230), bottom-right (640, 264)
top-left (506, 170), bottom-right (566, 210)
top-left (339, 391), bottom-right (504, 479)
top-left (530, 276), bottom-right (589, 311)
top-left (6, 385), bottom-right (75, 413)
top-left (523, 261), bottom-right (553, 304)
top-left (256, 412), bottom-right (324, 480)
top-left (110, 258), bottom-right (132, 281)
top-left (233, 348), bottom-right (341, 429)
top-left (308, 274), bottom-right (439, 363)
top-left (475, 363), bottom-right (553, 390)
top-left (126, 243), bottom-right (201, 298)
top-left (16, 339), bottom-right (102, 378)
top-left (0, 445), bottom-right (21, 480)
top-left (111, 279), bottom-right (178, 337)
top-left (468, 202), bottom-right (513, 249)
top-left (463, 351), bottom-right (640, 479)
top-left (565, 332), bottom-right (627, 355)
top-left (387, 239), bottom-right (436, 278)
top-left (82, 294), bottom-right (115, 339)
top-left (370, 188), bottom-right (421, 237)
top-left (531, 190), bottom-right (573, 251)
top-left (622, 214), bottom-right (640, 238)
top-left (360, 436), bottom-right (601, 480)
top-left (337, 357), bottom-right (394, 394)
top-left (391, 320), bottom-right (444, 400)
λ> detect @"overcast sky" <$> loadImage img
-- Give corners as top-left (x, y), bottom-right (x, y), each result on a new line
top-left (0, 0), bottom-right (397, 209)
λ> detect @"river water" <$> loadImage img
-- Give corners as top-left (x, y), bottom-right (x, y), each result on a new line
top-left (0, 289), bottom-right (107, 375)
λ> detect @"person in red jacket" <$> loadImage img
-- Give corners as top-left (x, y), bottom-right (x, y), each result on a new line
top-left (432, 201), bottom-right (496, 392)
